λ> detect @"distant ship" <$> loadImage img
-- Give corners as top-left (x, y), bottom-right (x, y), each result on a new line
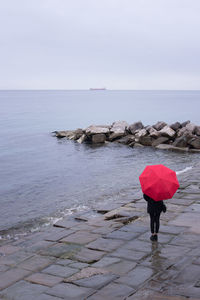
top-left (90, 87), bottom-right (107, 91)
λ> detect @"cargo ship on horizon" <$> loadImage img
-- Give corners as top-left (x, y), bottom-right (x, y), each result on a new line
top-left (89, 87), bottom-right (107, 91)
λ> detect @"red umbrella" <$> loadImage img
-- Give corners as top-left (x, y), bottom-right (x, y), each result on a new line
top-left (139, 164), bottom-right (179, 201)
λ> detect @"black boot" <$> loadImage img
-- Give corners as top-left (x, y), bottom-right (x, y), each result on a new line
top-left (150, 235), bottom-right (155, 241)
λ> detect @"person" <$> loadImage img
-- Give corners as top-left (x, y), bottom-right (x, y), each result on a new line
top-left (143, 193), bottom-right (166, 241)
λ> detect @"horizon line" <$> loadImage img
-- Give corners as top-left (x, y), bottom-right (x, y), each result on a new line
top-left (0, 89), bottom-right (200, 92)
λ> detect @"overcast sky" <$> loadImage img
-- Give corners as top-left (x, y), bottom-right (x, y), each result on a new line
top-left (0, 0), bottom-right (200, 90)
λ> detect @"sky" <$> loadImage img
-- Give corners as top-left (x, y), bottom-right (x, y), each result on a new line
top-left (0, 0), bottom-right (200, 90)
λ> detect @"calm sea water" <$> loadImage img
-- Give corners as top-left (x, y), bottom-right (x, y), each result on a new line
top-left (0, 90), bottom-right (200, 234)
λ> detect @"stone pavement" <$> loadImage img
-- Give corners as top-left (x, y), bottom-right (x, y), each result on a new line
top-left (0, 166), bottom-right (200, 299)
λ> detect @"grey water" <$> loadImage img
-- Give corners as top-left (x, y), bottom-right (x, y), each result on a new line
top-left (0, 90), bottom-right (200, 234)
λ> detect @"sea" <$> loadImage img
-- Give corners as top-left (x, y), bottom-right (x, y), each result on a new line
top-left (0, 90), bottom-right (200, 236)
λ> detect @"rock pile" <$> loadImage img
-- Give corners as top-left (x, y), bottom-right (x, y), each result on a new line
top-left (54, 120), bottom-right (200, 152)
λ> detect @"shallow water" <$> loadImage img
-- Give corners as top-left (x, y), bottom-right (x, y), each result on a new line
top-left (0, 90), bottom-right (200, 233)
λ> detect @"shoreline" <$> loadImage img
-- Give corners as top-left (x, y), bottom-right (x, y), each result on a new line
top-left (0, 163), bottom-right (197, 241)
top-left (0, 164), bottom-right (200, 298)
top-left (1, 124), bottom-right (200, 299)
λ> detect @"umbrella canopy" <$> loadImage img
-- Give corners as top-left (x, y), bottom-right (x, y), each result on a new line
top-left (139, 164), bottom-right (179, 201)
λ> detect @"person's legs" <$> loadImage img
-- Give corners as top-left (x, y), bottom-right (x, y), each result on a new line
top-left (155, 212), bottom-right (161, 234)
top-left (150, 213), bottom-right (155, 234)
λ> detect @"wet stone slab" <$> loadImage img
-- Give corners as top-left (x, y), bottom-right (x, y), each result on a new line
top-left (73, 273), bottom-right (118, 289)
top-left (0, 280), bottom-right (48, 300)
top-left (103, 229), bottom-right (139, 240)
top-left (102, 259), bottom-right (137, 276)
top-left (173, 263), bottom-right (200, 284)
top-left (87, 282), bottom-right (134, 300)
top-left (45, 282), bottom-right (94, 299)
top-left (73, 247), bottom-right (106, 263)
top-left (124, 239), bottom-right (152, 252)
top-left (53, 218), bottom-right (82, 229)
top-left (44, 228), bottom-right (76, 242)
top-left (115, 266), bottom-right (154, 288)
top-left (93, 257), bottom-right (137, 275)
top-left (0, 250), bottom-right (33, 267)
top-left (60, 231), bottom-right (100, 244)
top-left (17, 255), bottom-right (54, 271)
top-left (25, 272), bottom-right (63, 287)
top-left (87, 237), bottom-right (124, 252)
top-left (110, 247), bottom-right (148, 261)
top-left (0, 268), bottom-right (31, 290)
top-left (159, 225), bottom-right (186, 235)
top-left (39, 243), bottom-right (82, 258)
top-left (42, 264), bottom-right (78, 278)
top-left (120, 223), bottom-right (148, 233)
top-left (159, 244), bottom-right (190, 260)
top-left (169, 233), bottom-right (200, 247)
top-left (169, 212), bottom-right (200, 234)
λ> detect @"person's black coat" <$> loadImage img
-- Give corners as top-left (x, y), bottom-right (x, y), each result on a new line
top-left (143, 194), bottom-right (166, 215)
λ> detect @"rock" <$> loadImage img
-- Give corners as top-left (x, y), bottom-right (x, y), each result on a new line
top-left (155, 144), bottom-right (189, 152)
top-left (147, 126), bottom-right (160, 138)
top-left (110, 121), bottom-right (129, 134)
top-left (155, 144), bottom-right (174, 150)
top-left (116, 135), bottom-right (135, 145)
top-left (109, 132), bottom-right (125, 141)
top-left (92, 134), bottom-right (106, 144)
top-left (170, 122), bottom-right (181, 131)
top-left (77, 134), bottom-right (87, 144)
top-left (139, 136), bottom-right (154, 146)
top-left (173, 136), bottom-right (188, 148)
top-left (185, 123), bottom-right (196, 134)
top-left (135, 129), bottom-right (147, 138)
top-left (56, 129), bottom-right (84, 140)
top-left (55, 130), bottom-right (74, 138)
top-left (73, 129), bottom-right (85, 140)
top-left (159, 125), bottom-right (176, 138)
top-left (177, 127), bottom-right (193, 138)
top-left (153, 121), bottom-right (167, 131)
top-left (188, 137), bottom-right (200, 149)
top-left (85, 125), bottom-right (110, 136)
top-left (152, 137), bottom-right (169, 147)
top-left (128, 122), bottom-right (144, 134)
top-left (133, 143), bottom-right (144, 147)
top-left (194, 126), bottom-right (200, 136)
top-left (181, 120), bottom-right (190, 127)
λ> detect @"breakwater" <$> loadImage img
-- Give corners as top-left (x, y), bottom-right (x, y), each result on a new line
top-left (54, 120), bottom-right (200, 152)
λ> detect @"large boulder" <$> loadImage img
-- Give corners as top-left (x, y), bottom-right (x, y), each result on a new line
top-left (155, 144), bottom-right (189, 152)
top-left (185, 123), bottom-right (196, 134)
top-left (194, 126), bottom-right (200, 136)
top-left (173, 136), bottom-right (189, 148)
top-left (188, 137), bottom-right (200, 149)
top-left (56, 129), bottom-right (84, 139)
top-left (110, 121), bottom-right (129, 133)
top-left (159, 126), bottom-right (176, 138)
top-left (152, 137), bottom-right (169, 147)
top-left (92, 134), bottom-right (106, 144)
top-left (128, 121), bottom-right (144, 134)
top-left (139, 136), bottom-right (154, 146)
top-left (85, 125), bottom-right (110, 136)
top-left (77, 134), bottom-right (87, 144)
top-left (116, 135), bottom-right (135, 145)
top-left (109, 121), bottom-right (129, 140)
top-left (170, 122), bottom-right (181, 131)
top-left (181, 120), bottom-right (190, 127)
top-left (55, 130), bottom-right (72, 138)
top-left (147, 126), bottom-right (160, 138)
top-left (135, 129), bottom-right (147, 138)
top-left (177, 127), bottom-right (193, 138)
top-left (153, 121), bottom-right (167, 131)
